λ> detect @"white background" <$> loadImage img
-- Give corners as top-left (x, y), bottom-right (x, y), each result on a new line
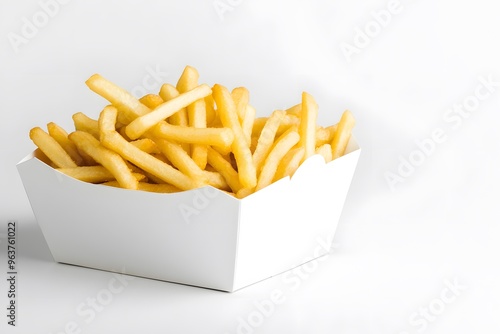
top-left (1, 0), bottom-right (499, 333)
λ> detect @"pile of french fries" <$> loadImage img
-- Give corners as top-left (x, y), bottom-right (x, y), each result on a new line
top-left (29, 66), bottom-right (355, 198)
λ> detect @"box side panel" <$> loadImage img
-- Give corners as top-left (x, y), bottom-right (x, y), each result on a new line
top-left (233, 145), bottom-right (360, 290)
top-left (17, 157), bottom-right (240, 291)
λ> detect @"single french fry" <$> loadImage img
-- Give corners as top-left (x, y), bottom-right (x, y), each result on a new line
top-left (207, 147), bottom-right (242, 193)
top-left (102, 181), bottom-right (180, 193)
top-left (252, 109), bottom-right (286, 174)
top-left (188, 95), bottom-right (208, 169)
top-left (57, 166), bottom-right (115, 183)
top-left (212, 84), bottom-right (257, 189)
top-left (139, 94), bottom-right (164, 109)
top-left (315, 144), bottom-right (333, 163)
top-left (85, 74), bottom-right (150, 125)
top-left (298, 92), bottom-right (318, 162)
top-left (30, 127), bottom-right (77, 168)
top-left (159, 83), bottom-right (190, 153)
top-left (331, 110), bottom-right (355, 160)
top-left (101, 131), bottom-right (200, 190)
top-left (98, 106), bottom-right (118, 137)
top-left (125, 84), bottom-right (212, 140)
top-left (73, 112), bottom-right (100, 139)
top-left (56, 166), bottom-right (145, 183)
top-left (256, 129), bottom-right (300, 191)
top-left (33, 148), bottom-right (52, 166)
top-left (274, 147), bottom-right (305, 181)
top-left (152, 122), bottom-right (233, 150)
top-left (231, 87), bottom-right (249, 122)
top-left (176, 65), bottom-right (198, 93)
top-left (175, 66), bottom-right (207, 169)
top-left (69, 131), bottom-right (138, 190)
top-left (47, 122), bottom-right (84, 165)
top-left (242, 105), bottom-right (256, 146)
top-left (135, 182), bottom-right (180, 193)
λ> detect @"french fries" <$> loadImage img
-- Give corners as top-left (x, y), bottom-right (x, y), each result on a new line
top-left (212, 84), bottom-right (257, 189)
top-left (30, 127), bottom-right (77, 168)
top-left (28, 66), bottom-right (356, 198)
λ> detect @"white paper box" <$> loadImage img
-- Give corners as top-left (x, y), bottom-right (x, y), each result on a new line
top-left (17, 138), bottom-right (360, 292)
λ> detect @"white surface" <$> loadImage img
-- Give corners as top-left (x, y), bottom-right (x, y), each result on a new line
top-left (1, 0), bottom-right (499, 333)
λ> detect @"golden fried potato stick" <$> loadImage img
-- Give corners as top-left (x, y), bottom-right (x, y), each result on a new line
top-left (176, 65), bottom-right (198, 93)
top-left (98, 106), bottom-right (118, 136)
top-left (86, 74), bottom-right (150, 125)
top-left (139, 94), bottom-right (164, 109)
top-left (315, 144), bottom-right (333, 163)
top-left (57, 166), bottom-right (145, 183)
top-left (101, 131), bottom-right (201, 191)
top-left (47, 122), bottom-right (84, 165)
top-left (102, 181), bottom-right (180, 193)
top-left (30, 127), bottom-right (77, 168)
top-left (252, 110), bottom-right (286, 174)
top-left (189, 97), bottom-right (208, 169)
top-left (206, 147), bottom-right (242, 193)
top-left (152, 138), bottom-right (207, 183)
top-left (297, 92), bottom-right (318, 162)
top-left (274, 147), bottom-right (305, 181)
top-left (331, 110), bottom-right (355, 160)
top-left (73, 112), bottom-right (100, 139)
top-left (57, 166), bottom-right (116, 183)
top-left (212, 84), bottom-right (257, 189)
top-left (125, 84), bottom-right (211, 140)
top-left (256, 129), bottom-right (300, 191)
top-left (175, 66), bottom-right (208, 169)
top-left (152, 122), bottom-right (234, 150)
top-left (159, 83), bottom-right (190, 153)
top-left (231, 87), bottom-right (249, 122)
top-left (69, 131), bottom-right (138, 190)
top-left (242, 105), bottom-right (256, 146)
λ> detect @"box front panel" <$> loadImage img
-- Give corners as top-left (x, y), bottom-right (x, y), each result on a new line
top-left (18, 157), bottom-right (240, 291)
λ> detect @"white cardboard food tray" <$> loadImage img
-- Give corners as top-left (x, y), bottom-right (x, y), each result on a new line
top-left (17, 137), bottom-right (360, 292)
